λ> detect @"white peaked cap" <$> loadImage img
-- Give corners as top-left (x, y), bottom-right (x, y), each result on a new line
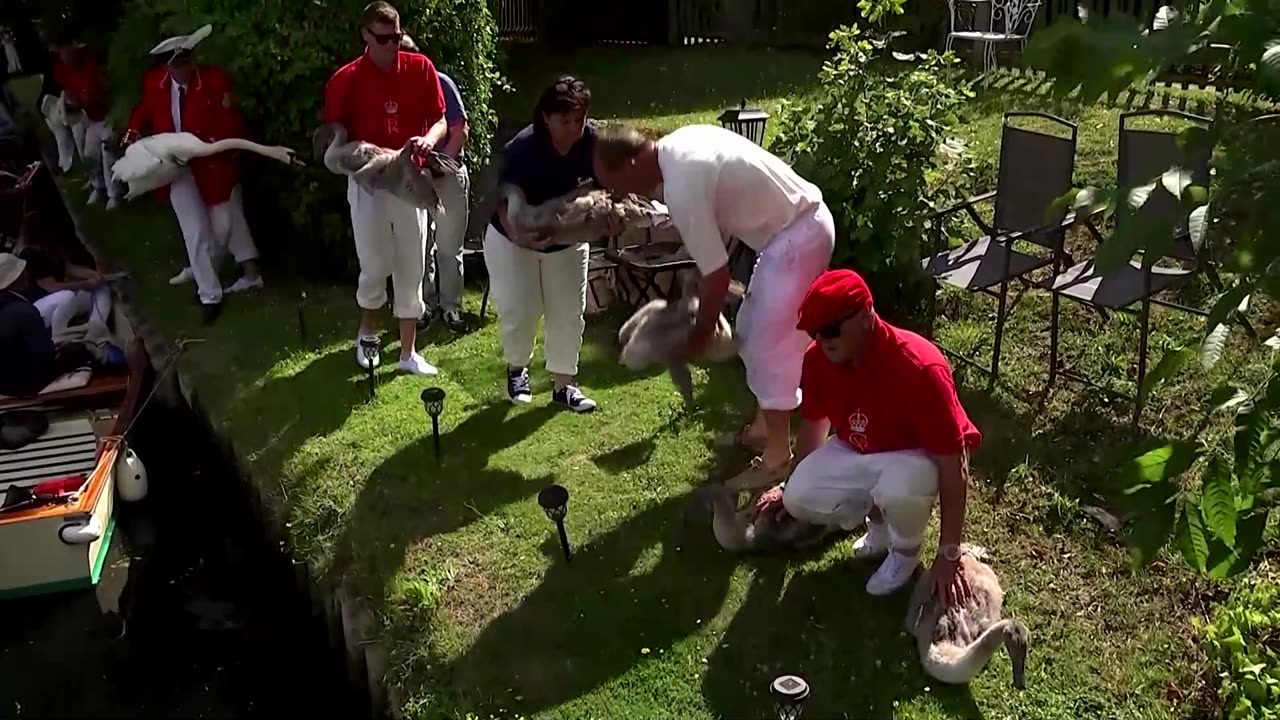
top-left (149, 24), bottom-right (213, 56)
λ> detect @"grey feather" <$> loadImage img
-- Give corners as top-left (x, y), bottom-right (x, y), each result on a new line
top-left (312, 122), bottom-right (457, 214)
top-left (502, 182), bottom-right (661, 247)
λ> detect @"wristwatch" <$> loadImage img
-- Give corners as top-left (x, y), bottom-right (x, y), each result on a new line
top-left (939, 543), bottom-right (962, 562)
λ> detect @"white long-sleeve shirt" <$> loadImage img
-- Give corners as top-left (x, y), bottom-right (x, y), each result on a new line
top-left (657, 124), bottom-right (822, 275)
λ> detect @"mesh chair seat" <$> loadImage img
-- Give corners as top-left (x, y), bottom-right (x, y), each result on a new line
top-left (923, 235), bottom-right (1055, 291)
top-left (1044, 258), bottom-right (1194, 309)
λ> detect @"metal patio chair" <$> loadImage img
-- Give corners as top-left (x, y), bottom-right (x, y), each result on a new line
top-left (922, 111), bottom-right (1080, 384)
top-left (946, 0), bottom-right (1044, 73)
top-left (1039, 109), bottom-right (1213, 426)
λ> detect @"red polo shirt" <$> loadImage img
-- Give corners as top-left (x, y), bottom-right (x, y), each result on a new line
top-left (323, 50), bottom-right (445, 151)
top-left (51, 49), bottom-right (109, 122)
top-left (800, 319), bottom-right (981, 456)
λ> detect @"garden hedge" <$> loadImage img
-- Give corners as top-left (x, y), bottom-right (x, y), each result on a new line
top-left (106, 0), bottom-right (501, 278)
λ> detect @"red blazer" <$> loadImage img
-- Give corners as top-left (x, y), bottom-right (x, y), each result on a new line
top-left (51, 48), bottom-right (109, 122)
top-left (126, 65), bottom-right (244, 205)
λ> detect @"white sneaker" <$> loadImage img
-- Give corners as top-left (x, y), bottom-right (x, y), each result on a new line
top-left (168, 268), bottom-right (194, 286)
top-left (866, 549), bottom-right (920, 596)
top-left (105, 197), bottom-right (120, 210)
top-left (355, 338), bottom-right (381, 370)
top-left (224, 276), bottom-right (264, 294)
top-left (87, 189), bottom-right (104, 205)
top-left (852, 520), bottom-right (892, 559)
top-left (398, 352), bottom-right (438, 376)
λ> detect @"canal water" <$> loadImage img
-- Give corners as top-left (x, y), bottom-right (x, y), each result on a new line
top-left (0, 400), bottom-right (362, 718)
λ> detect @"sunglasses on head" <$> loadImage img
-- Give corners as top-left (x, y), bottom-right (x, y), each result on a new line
top-left (366, 28), bottom-right (404, 45)
top-left (811, 310), bottom-right (861, 340)
top-left (554, 77), bottom-right (586, 94)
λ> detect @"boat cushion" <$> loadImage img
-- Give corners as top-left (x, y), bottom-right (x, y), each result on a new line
top-left (0, 409), bottom-right (49, 451)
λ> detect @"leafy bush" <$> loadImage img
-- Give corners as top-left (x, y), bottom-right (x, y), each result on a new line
top-left (1197, 576), bottom-right (1280, 719)
top-left (106, 0), bottom-right (500, 278)
top-left (770, 25), bottom-right (973, 321)
top-left (1029, 0), bottom-right (1280, 577)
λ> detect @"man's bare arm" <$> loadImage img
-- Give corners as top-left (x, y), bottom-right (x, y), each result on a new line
top-left (931, 451), bottom-right (967, 551)
top-left (690, 265), bottom-right (730, 352)
top-left (442, 119), bottom-right (468, 159)
top-left (794, 417), bottom-right (830, 464)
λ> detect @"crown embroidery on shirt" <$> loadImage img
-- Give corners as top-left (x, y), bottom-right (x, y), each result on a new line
top-left (848, 410), bottom-right (868, 434)
top-left (384, 100), bottom-right (398, 115)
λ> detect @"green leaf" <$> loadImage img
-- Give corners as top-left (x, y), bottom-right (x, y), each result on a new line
top-left (1261, 42), bottom-right (1280, 94)
top-left (1202, 322), bottom-right (1231, 370)
top-left (1207, 281), bottom-right (1255, 332)
top-left (1208, 385), bottom-right (1251, 413)
top-left (1127, 499), bottom-right (1177, 566)
top-left (1207, 511), bottom-right (1268, 578)
top-left (1175, 500), bottom-right (1209, 573)
top-left (1122, 441), bottom-right (1203, 487)
top-left (1160, 166), bottom-right (1194, 199)
top-left (1201, 455), bottom-right (1238, 548)
top-left (1139, 347), bottom-right (1194, 406)
top-left (1234, 409), bottom-right (1268, 483)
top-left (1266, 332), bottom-right (1280, 351)
top-left (1188, 204), bottom-right (1209, 252)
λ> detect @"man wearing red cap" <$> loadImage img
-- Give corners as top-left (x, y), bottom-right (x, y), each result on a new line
top-left (755, 269), bottom-right (981, 600)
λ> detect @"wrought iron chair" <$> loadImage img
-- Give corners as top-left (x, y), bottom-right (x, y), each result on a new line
top-left (922, 112), bottom-right (1079, 384)
top-left (1038, 109), bottom-right (1213, 426)
top-left (945, 0), bottom-right (1044, 73)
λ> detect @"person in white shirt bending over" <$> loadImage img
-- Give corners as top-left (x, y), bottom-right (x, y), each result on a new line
top-left (594, 125), bottom-right (835, 488)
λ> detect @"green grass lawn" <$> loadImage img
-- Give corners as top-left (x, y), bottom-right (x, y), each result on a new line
top-left (51, 45), bottom-right (1274, 719)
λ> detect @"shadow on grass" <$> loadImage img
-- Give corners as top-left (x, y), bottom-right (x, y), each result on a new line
top-left (328, 401), bottom-right (560, 588)
top-left (435, 495), bottom-right (737, 716)
top-left (701, 562), bottom-right (986, 720)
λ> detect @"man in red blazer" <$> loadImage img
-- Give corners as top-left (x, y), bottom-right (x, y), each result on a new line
top-left (50, 39), bottom-right (121, 208)
top-left (120, 27), bottom-right (263, 323)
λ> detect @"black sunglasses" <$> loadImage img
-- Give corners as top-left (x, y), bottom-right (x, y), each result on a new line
top-left (366, 28), bottom-right (404, 45)
top-left (554, 77), bottom-right (586, 94)
top-left (811, 310), bottom-right (861, 340)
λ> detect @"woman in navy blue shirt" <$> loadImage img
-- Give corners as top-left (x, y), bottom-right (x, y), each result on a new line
top-left (485, 76), bottom-right (611, 412)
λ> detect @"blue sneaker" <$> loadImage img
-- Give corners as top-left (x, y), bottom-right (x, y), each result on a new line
top-left (552, 384), bottom-right (596, 413)
top-left (507, 368), bottom-right (532, 405)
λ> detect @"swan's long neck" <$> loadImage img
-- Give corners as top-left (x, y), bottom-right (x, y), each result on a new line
top-left (923, 618), bottom-right (1016, 684)
top-left (204, 138), bottom-right (283, 158)
top-left (708, 487), bottom-right (752, 552)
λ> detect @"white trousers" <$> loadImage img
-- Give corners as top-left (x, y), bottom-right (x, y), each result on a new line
top-left (44, 114), bottom-right (77, 171)
top-left (33, 286), bottom-right (111, 336)
top-left (171, 178), bottom-right (260, 305)
top-left (735, 202), bottom-right (835, 411)
top-left (349, 178), bottom-right (429, 319)
top-left (483, 225), bottom-right (589, 376)
top-left (423, 163), bottom-right (470, 313)
top-left (783, 437), bottom-right (939, 549)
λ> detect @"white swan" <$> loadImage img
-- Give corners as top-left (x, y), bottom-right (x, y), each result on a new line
top-left (312, 122), bottom-right (460, 214)
top-left (502, 182), bottom-right (664, 248)
top-left (617, 276), bottom-right (738, 408)
top-left (111, 132), bottom-right (304, 200)
top-left (904, 545), bottom-right (1030, 689)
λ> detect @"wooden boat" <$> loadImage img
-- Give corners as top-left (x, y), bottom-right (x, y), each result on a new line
top-left (0, 336), bottom-right (149, 599)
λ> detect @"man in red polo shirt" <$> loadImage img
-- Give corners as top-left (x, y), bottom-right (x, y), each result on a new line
top-left (754, 269), bottom-right (981, 601)
top-left (120, 26), bottom-right (264, 324)
top-left (323, 1), bottom-right (447, 376)
top-left (50, 39), bottom-right (121, 207)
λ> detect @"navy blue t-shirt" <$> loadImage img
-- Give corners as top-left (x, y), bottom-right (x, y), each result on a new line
top-left (490, 122), bottom-right (598, 253)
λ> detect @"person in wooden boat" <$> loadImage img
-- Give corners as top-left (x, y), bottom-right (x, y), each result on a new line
top-left (592, 124), bottom-right (836, 486)
top-left (484, 76), bottom-right (622, 412)
top-left (398, 34), bottom-right (471, 335)
top-left (0, 252), bottom-right (93, 399)
top-left (752, 270), bottom-right (983, 599)
top-left (119, 24), bottom-right (265, 325)
top-left (12, 211), bottom-right (112, 339)
top-left (323, 1), bottom-right (448, 376)
top-left (49, 36), bottom-right (122, 208)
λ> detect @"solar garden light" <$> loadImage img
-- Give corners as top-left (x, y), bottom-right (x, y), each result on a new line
top-left (770, 675), bottom-right (810, 720)
top-left (420, 387), bottom-right (446, 460)
top-left (537, 484), bottom-right (572, 563)
top-left (358, 336), bottom-right (379, 399)
top-left (297, 291), bottom-right (308, 343)
top-left (718, 99), bottom-right (770, 146)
